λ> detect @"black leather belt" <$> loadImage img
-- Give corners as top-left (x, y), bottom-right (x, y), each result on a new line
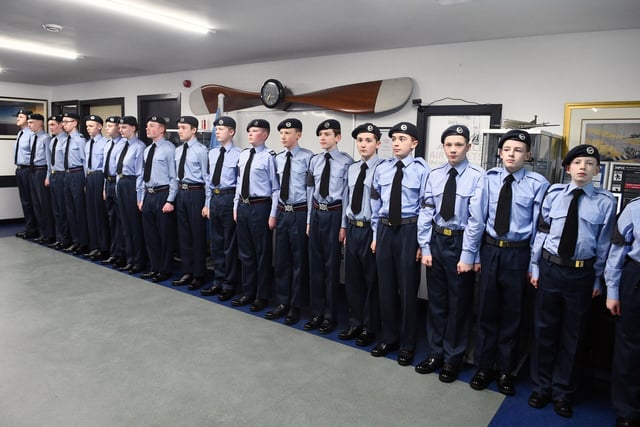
top-left (380, 216), bottom-right (418, 226)
top-left (32, 165), bottom-right (47, 171)
top-left (118, 174), bottom-right (136, 179)
top-left (432, 221), bottom-right (463, 236)
top-left (240, 196), bottom-right (271, 205)
top-left (66, 167), bottom-right (84, 173)
top-left (146, 185), bottom-right (169, 194)
top-left (106, 175), bottom-right (116, 182)
top-left (16, 165), bottom-right (30, 169)
top-left (212, 187), bottom-right (235, 195)
top-left (278, 202), bottom-right (307, 212)
top-left (313, 200), bottom-right (342, 211)
top-left (349, 218), bottom-right (371, 227)
top-left (179, 183), bottom-right (204, 190)
top-left (51, 170), bottom-right (65, 175)
top-left (542, 249), bottom-right (595, 269)
top-left (87, 170), bottom-right (103, 175)
top-left (484, 235), bottom-right (530, 248)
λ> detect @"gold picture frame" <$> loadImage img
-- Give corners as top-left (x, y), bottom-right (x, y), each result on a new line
top-left (563, 101), bottom-right (640, 161)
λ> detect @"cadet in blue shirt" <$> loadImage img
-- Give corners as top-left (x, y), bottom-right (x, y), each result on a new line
top-left (61, 112), bottom-right (90, 256)
top-left (605, 197), bottom-right (640, 427)
top-left (27, 113), bottom-right (55, 244)
top-left (115, 116), bottom-right (147, 274)
top-left (84, 115), bottom-right (110, 260)
top-left (232, 119), bottom-right (279, 312)
top-left (201, 116), bottom-right (241, 302)
top-left (171, 116), bottom-right (209, 290)
top-left (13, 108), bottom-right (37, 239)
top-left (340, 123), bottom-right (382, 347)
top-left (416, 124), bottom-right (486, 382)
top-left (528, 144), bottom-right (616, 418)
top-left (139, 116), bottom-right (177, 283)
top-left (46, 115), bottom-right (71, 249)
top-left (100, 116), bottom-right (127, 268)
top-left (470, 130), bottom-right (549, 396)
top-left (266, 118), bottom-right (313, 324)
top-left (305, 119), bottom-right (353, 334)
top-left (370, 122), bottom-right (429, 365)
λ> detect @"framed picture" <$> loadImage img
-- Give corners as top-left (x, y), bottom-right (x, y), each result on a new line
top-left (0, 97), bottom-right (48, 138)
top-left (415, 104), bottom-right (502, 169)
top-left (563, 101), bottom-right (640, 162)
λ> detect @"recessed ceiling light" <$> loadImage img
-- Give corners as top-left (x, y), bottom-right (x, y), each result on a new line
top-left (42, 24), bottom-right (64, 33)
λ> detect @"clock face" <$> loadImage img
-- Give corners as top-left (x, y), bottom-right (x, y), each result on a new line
top-left (260, 79), bottom-right (284, 108)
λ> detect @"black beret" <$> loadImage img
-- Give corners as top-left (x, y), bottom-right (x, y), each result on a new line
top-left (63, 112), bottom-right (80, 121)
top-left (441, 125), bottom-right (469, 143)
top-left (147, 115), bottom-right (167, 126)
top-left (316, 119), bottom-right (340, 136)
top-left (498, 129), bottom-right (531, 149)
top-left (105, 116), bottom-right (121, 124)
top-left (85, 114), bottom-right (103, 124)
top-left (119, 116), bottom-right (138, 127)
top-left (48, 115), bottom-right (63, 123)
top-left (246, 119), bottom-right (270, 132)
top-left (16, 109), bottom-right (32, 117)
top-left (278, 118), bottom-right (302, 131)
top-left (214, 116), bottom-right (236, 129)
top-left (389, 122), bottom-right (420, 142)
top-left (28, 113), bottom-right (45, 121)
top-left (352, 122), bottom-right (381, 140)
top-left (177, 116), bottom-right (198, 128)
top-left (562, 144), bottom-right (601, 166)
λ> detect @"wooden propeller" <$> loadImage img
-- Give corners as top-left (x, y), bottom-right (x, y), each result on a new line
top-left (189, 77), bottom-right (413, 115)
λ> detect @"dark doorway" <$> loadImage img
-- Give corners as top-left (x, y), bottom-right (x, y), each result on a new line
top-left (138, 93), bottom-right (181, 145)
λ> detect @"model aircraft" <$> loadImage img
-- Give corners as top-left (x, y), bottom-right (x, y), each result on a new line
top-left (501, 115), bottom-right (559, 129)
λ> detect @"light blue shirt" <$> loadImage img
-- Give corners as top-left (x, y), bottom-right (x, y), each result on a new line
top-left (30, 130), bottom-right (50, 166)
top-left (233, 144), bottom-right (280, 217)
top-left (276, 145), bottom-right (314, 205)
top-left (605, 198), bottom-right (640, 300)
top-left (174, 138), bottom-right (209, 185)
top-left (48, 131), bottom-right (68, 177)
top-left (103, 136), bottom-right (124, 177)
top-left (63, 130), bottom-right (87, 170)
top-left (417, 159), bottom-right (486, 265)
top-left (13, 127), bottom-right (33, 166)
top-left (345, 155), bottom-right (381, 226)
top-left (530, 182), bottom-right (617, 292)
top-left (116, 137), bottom-right (146, 202)
top-left (307, 147), bottom-right (353, 224)
top-left (139, 138), bottom-right (177, 203)
top-left (84, 134), bottom-right (107, 172)
top-left (204, 141), bottom-right (242, 206)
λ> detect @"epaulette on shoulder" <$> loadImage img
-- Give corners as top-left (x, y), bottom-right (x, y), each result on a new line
top-left (524, 171), bottom-right (547, 183)
top-left (594, 187), bottom-right (616, 201)
top-left (547, 183), bottom-right (565, 193)
top-left (413, 157), bottom-right (428, 167)
top-left (486, 167), bottom-right (501, 175)
top-left (468, 163), bottom-right (485, 173)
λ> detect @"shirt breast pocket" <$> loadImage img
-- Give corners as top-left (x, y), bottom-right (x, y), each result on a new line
top-left (514, 195), bottom-right (533, 209)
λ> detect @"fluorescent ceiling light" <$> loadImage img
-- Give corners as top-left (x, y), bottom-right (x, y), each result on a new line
top-left (436, 0), bottom-right (473, 5)
top-left (0, 36), bottom-right (79, 60)
top-left (66, 0), bottom-right (214, 35)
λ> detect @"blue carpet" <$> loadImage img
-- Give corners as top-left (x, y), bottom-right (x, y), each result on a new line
top-left (4, 227), bottom-right (617, 426)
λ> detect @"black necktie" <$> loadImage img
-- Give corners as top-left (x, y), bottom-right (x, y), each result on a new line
top-left (494, 174), bottom-right (515, 236)
top-left (241, 148), bottom-right (255, 199)
top-left (143, 143), bottom-right (156, 183)
top-left (212, 146), bottom-right (225, 186)
top-left (14, 130), bottom-right (23, 165)
top-left (178, 143), bottom-right (188, 181)
top-left (116, 140), bottom-right (129, 175)
top-left (29, 134), bottom-right (38, 167)
top-left (88, 138), bottom-right (95, 169)
top-left (351, 162), bottom-right (368, 215)
top-left (558, 188), bottom-right (584, 259)
top-left (389, 161), bottom-right (403, 226)
top-left (103, 140), bottom-right (113, 174)
top-left (319, 152), bottom-right (331, 198)
top-left (441, 167), bottom-right (458, 221)
top-left (51, 137), bottom-right (58, 167)
top-left (280, 151), bottom-right (292, 202)
top-left (64, 137), bottom-right (71, 170)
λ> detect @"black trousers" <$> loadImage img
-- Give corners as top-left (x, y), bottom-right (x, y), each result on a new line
top-left (236, 201), bottom-right (272, 299)
top-left (176, 187), bottom-right (206, 278)
top-left (105, 180), bottom-right (124, 258)
top-left (209, 193), bottom-right (239, 290)
top-left (85, 172), bottom-right (109, 251)
top-left (64, 171), bottom-right (88, 246)
top-left (274, 209), bottom-right (309, 308)
top-left (116, 177), bottom-right (145, 268)
top-left (345, 223), bottom-right (379, 333)
top-left (142, 190), bottom-right (176, 275)
top-left (50, 172), bottom-right (70, 245)
top-left (16, 167), bottom-right (37, 234)
top-left (29, 168), bottom-right (54, 239)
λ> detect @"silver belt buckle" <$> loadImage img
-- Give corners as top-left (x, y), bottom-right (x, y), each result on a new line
top-left (180, 183), bottom-right (189, 190)
top-left (284, 204), bottom-right (294, 212)
top-left (241, 197), bottom-right (250, 204)
top-left (147, 187), bottom-right (155, 194)
top-left (319, 202), bottom-right (328, 211)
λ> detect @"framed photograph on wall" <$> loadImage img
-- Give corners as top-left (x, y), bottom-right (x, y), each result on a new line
top-left (563, 101), bottom-right (640, 162)
top-left (0, 97), bottom-right (48, 138)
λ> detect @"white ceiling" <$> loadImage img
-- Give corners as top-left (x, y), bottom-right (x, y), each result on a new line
top-left (1, 0), bottom-right (639, 86)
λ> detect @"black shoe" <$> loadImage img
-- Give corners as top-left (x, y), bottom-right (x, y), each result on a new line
top-left (152, 273), bottom-right (171, 282)
top-left (438, 364), bottom-right (459, 383)
top-left (303, 315), bottom-right (323, 330)
top-left (128, 265), bottom-right (143, 274)
top-left (22, 231), bottom-right (39, 239)
top-left (231, 295), bottom-right (254, 307)
top-left (355, 331), bottom-right (376, 347)
top-left (188, 277), bottom-right (205, 290)
top-left (250, 298), bottom-right (268, 312)
top-left (90, 251), bottom-right (109, 261)
top-left (370, 342), bottom-right (400, 357)
top-left (201, 285), bottom-right (222, 296)
top-left (318, 319), bottom-right (336, 334)
top-left (265, 304), bottom-right (289, 320)
top-left (415, 357), bottom-right (443, 374)
top-left (48, 240), bottom-right (62, 248)
top-left (284, 307), bottom-right (300, 325)
top-left (64, 243), bottom-right (79, 253)
top-left (113, 257), bottom-right (127, 268)
top-left (85, 249), bottom-right (100, 258)
top-left (73, 245), bottom-right (90, 256)
top-left (528, 392), bottom-right (550, 409)
top-left (497, 372), bottom-right (515, 396)
top-left (338, 325), bottom-right (363, 341)
top-left (140, 271), bottom-right (158, 279)
top-left (40, 237), bottom-right (56, 245)
top-left (172, 274), bottom-right (193, 286)
top-left (397, 350), bottom-right (414, 366)
top-left (553, 400), bottom-right (573, 418)
top-left (119, 263), bottom-right (134, 271)
top-left (33, 236), bottom-right (45, 243)
top-left (15, 231), bottom-right (27, 238)
top-left (470, 369), bottom-right (494, 391)
top-left (218, 288), bottom-right (235, 301)
top-left (101, 256), bottom-right (118, 265)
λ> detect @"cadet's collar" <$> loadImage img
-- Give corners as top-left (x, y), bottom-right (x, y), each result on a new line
top-left (505, 166), bottom-right (525, 182)
top-left (448, 158), bottom-right (468, 175)
top-left (364, 154), bottom-right (379, 168)
top-left (567, 182), bottom-right (594, 197)
top-left (395, 155), bottom-right (413, 168)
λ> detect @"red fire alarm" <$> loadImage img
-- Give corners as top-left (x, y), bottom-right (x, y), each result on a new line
top-left (183, 80), bottom-right (192, 88)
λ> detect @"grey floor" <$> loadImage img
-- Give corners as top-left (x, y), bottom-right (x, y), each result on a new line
top-left (0, 237), bottom-right (504, 426)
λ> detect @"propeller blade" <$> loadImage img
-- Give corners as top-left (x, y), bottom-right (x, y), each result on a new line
top-left (190, 84), bottom-right (262, 115)
top-left (286, 78), bottom-right (413, 114)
